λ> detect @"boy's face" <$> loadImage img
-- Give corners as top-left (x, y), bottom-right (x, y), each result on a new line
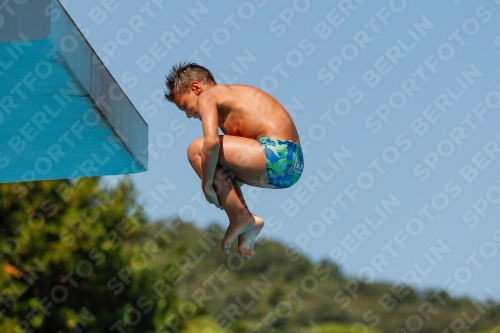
top-left (173, 81), bottom-right (204, 120)
top-left (173, 90), bottom-right (200, 120)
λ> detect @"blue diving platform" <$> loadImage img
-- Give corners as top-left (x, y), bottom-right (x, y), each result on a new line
top-left (0, 0), bottom-right (148, 183)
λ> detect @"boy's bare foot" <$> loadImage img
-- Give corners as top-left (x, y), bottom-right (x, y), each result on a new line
top-left (237, 215), bottom-right (264, 260)
top-left (221, 213), bottom-right (255, 254)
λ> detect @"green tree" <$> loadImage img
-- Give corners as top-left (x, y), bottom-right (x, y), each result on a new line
top-left (0, 177), bottom-right (179, 333)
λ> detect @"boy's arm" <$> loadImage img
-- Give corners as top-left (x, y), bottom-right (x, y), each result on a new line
top-left (198, 91), bottom-right (220, 206)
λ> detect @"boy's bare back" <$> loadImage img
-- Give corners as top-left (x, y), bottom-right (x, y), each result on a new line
top-left (202, 84), bottom-right (300, 145)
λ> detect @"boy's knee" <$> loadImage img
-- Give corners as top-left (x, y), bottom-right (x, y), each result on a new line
top-left (187, 137), bottom-right (203, 160)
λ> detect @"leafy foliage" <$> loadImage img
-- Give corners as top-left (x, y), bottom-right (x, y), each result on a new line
top-left (0, 178), bottom-right (179, 333)
top-left (1, 178), bottom-right (498, 333)
top-left (150, 221), bottom-right (500, 333)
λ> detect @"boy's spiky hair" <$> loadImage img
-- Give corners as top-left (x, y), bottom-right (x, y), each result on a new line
top-left (164, 62), bottom-right (216, 102)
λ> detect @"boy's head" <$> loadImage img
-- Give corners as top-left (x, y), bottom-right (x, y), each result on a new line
top-left (164, 62), bottom-right (216, 102)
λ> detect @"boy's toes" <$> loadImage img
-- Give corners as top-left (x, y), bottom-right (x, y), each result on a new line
top-left (221, 240), bottom-right (232, 254)
top-left (221, 230), bottom-right (235, 254)
top-left (238, 245), bottom-right (253, 260)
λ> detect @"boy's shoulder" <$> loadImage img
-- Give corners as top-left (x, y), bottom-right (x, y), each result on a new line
top-left (204, 84), bottom-right (257, 101)
top-left (212, 83), bottom-right (256, 91)
top-left (204, 83), bottom-right (229, 96)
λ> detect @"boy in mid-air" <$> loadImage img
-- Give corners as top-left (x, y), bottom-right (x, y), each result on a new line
top-left (165, 63), bottom-right (304, 260)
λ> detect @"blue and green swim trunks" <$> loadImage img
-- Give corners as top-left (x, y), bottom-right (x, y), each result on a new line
top-left (257, 136), bottom-right (304, 189)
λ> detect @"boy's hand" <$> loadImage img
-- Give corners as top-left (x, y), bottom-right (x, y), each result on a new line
top-left (203, 185), bottom-right (222, 209)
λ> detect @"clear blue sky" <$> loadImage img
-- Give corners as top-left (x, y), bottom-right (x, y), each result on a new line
top-left (64, 0), bottom-right (500, 301)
